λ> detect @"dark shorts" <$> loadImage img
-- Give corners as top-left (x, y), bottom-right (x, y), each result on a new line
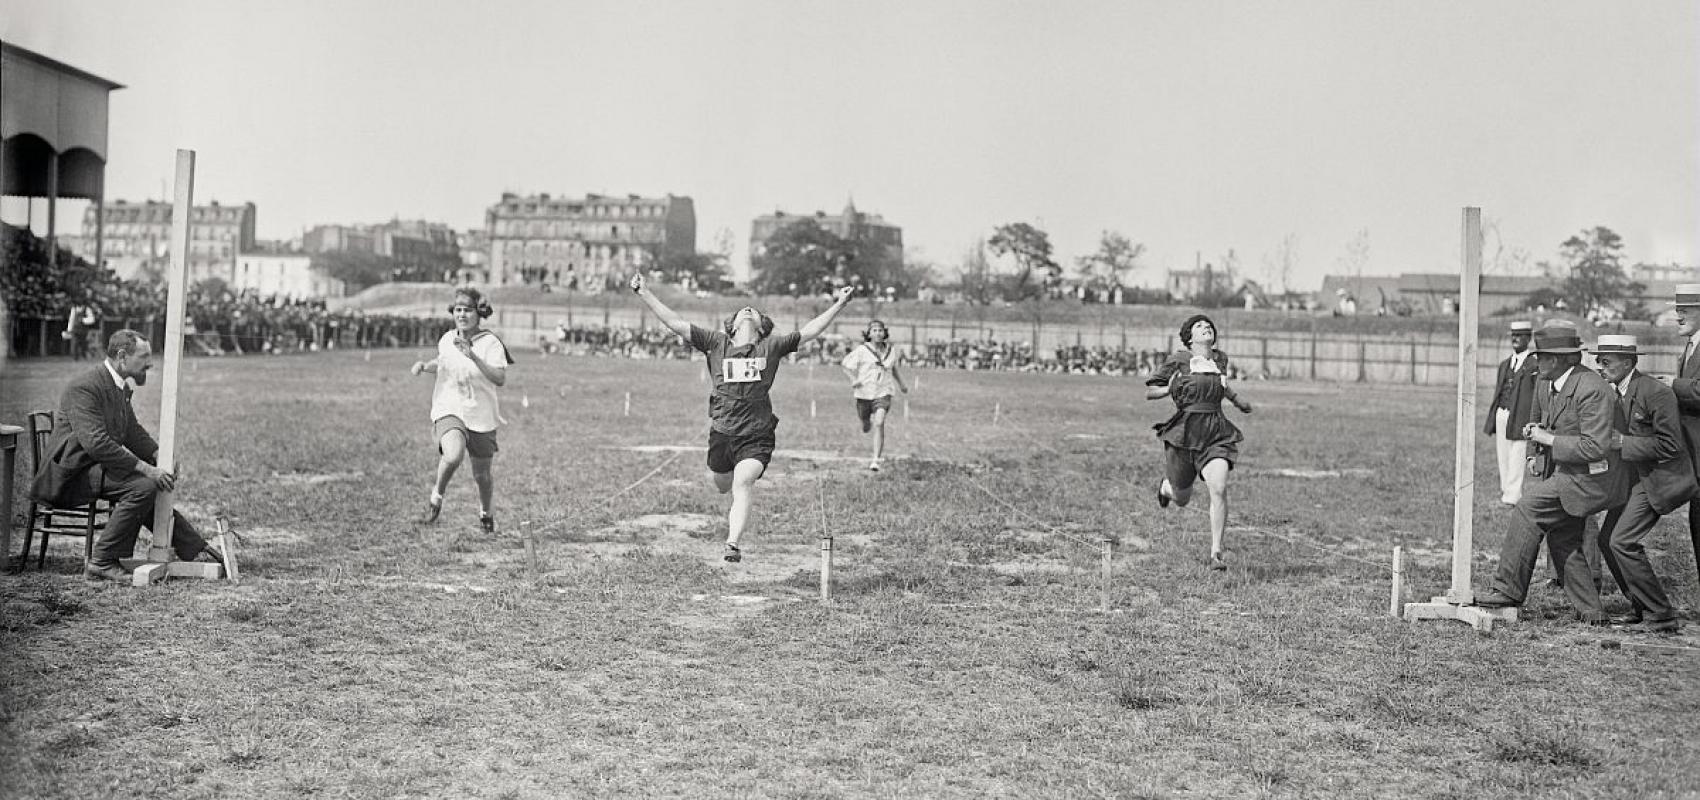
top-left (1164, 443), bottom-right (1234, 491)
top-left (708, 428), bottom-right (776, 475)
top-left (856, 395), bottom-right (893, 431)
top-left (434, 416), bottom-right (499, 458)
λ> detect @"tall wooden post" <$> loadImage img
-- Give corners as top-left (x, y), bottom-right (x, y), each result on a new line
top-left (1447, 207), bottom-right (1482, 605)
top-left (134, 151), bottom-right (222, 584)
top-left (0, 424), bottom-right (20, 570)
top-left (146, 151), bottom-right (195, 563)
top-left (1404, 207), bottom-right (1509, 631)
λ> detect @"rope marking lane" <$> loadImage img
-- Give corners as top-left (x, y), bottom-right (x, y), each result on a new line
top-left (527, 420), bottom-right (710, 538)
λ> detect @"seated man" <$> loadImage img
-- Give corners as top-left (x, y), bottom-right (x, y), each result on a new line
top-left (31, 329), bottom-right (221, 582)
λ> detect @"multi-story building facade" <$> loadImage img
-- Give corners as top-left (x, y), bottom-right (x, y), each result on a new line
top-left (79, 200), bottom-right (256, 283)
top-left (485, 192), bottom-right (696, 291)
top-left (234, 244), bottom-right (346, 299)
top-left (305, 219), bottom-right (460, 282)
top-left (748, 200), bottom-right (904, 283)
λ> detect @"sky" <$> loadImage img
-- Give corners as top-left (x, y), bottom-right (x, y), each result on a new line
top-left (2, 0), bottom-right (1695, 290)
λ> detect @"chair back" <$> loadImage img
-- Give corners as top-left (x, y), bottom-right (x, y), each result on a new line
top-left (27, 410), bottom-right (54, 473)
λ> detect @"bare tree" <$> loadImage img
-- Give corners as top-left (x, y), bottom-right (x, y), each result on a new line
top-left (956, 239), bottom-right (996, 305)
top-left (1261, 233), bottom-right (1299, 295)
top-left (1482, 218), bottom-right (1534, 276)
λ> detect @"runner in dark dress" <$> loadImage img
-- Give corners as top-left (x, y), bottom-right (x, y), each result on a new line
top-left (630, 273), bottom-right (855, 562)
top-left (1146, 314), bottom-right (1253, 570)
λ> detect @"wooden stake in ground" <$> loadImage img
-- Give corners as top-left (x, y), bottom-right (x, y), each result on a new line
top-left (1099, 539), bottom-right (1113, 613)
top-left (1403, 207), bottom-right (1513, 632)
top-left (133, 150), bottom-right (223, 585)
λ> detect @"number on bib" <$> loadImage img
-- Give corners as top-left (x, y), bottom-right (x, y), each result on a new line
top-left (722, 357), bottom-right (765, 383)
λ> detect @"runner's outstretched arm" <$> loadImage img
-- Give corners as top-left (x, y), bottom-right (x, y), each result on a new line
top-left (798, 286), bottom-right (855, 342)
top-left (629, 273), bottom-right (692, 338)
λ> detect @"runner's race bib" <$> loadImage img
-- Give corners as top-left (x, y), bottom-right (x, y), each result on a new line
top-left (722, 357), bottom-right (765, 383)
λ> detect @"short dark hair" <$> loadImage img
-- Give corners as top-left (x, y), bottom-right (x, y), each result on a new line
top-left (1179, 314), bottom-right (1217, 347)
top-left (106, 329), bottom-right (148, 360)
top-left (723, 310), bottom-right (775, 339)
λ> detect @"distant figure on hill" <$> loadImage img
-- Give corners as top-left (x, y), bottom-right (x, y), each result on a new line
top-left (410, 287), bottom-right (514, 534)
top-left (1146, 314), bottom-right (1253, 571)
top-left (630, 272), bottom-right (854, 564)
top-left (841, 320), bottom-right (908, 472)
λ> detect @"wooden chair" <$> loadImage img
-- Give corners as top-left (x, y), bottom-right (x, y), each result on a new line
top-left (19, 410), bottom-right (108, 569)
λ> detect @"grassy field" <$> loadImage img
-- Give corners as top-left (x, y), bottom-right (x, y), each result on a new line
top-left (2, 350), bottom-right (1698, 799)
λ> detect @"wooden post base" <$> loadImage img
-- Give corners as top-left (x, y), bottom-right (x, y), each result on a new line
top-left (1404, 596), bottom-right (1519, 632)
top-left (131, 561), bottom-right (225, 586)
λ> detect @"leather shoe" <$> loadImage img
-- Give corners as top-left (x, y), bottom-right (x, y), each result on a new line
top-left (1473, 590), bottom-right (1521, 608)
top-left (1643, 617), bottom-right (1681, 633)
top-left (83, 561), bottom-right (131, 583)
top-left (195, 546), bottom-right (226, 564)
top-left (1608, 612), bottom-right (1643, 626)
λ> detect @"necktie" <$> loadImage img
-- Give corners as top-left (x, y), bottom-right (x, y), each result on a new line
top-left (123, 385), bottom-right (134, 401)
top-left (1684, 339), bottom-right (1695, 375)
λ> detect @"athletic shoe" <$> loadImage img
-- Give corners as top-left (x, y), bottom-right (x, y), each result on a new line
top-left (723, 542), bottom-right (742, 563)
top-left (869, 460), bottom-right (882, 472)
top-left (1157, 483), bottom-right (1171, 509)
top-left (480, 514), bottom-right (496, 534)
top-left (420, 499), bottom-right (442, 524)
top-left (1207, 550), bottom-right (1228, 571)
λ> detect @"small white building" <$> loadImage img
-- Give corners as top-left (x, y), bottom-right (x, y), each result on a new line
top-left (234, 252), bottom-right (345, 299)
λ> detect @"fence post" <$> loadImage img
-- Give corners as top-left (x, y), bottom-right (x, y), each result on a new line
top-left (1357, 338), bottom-right (1368, 383)
top-left (1260, 336), bottom-right (1269, 376)
top-left (1309, 330), bottom-right (1318, 381)
top-left (1410, 337), bottom-right (1419, 384)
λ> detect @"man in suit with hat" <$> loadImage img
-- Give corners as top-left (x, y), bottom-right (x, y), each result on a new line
top-left (1476, 320), bottom-right (1628, 623)
top-left (1484, 320), bottom-right (1539, 505)
top-left (1659, 282), bottom-right (1700, 588)
top-left (1593, 334), bottom-right (1689, 632)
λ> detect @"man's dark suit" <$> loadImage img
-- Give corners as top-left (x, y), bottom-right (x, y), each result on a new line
top-left (31, 364), bottom-right (208, 566)
top-left (1600, 371), bottom-right (1693, 622)
top-left (1668, 339), bottom-right (1700, 584)
top-left (1483, 351), bottom-right (1538, 439)
top-left (1490, 366), bottom-right (1630, 621)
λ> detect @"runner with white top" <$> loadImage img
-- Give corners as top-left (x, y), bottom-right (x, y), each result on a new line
top-left (411, 287), bottom-right (514, 533)
top-left (841, 319), bottom-right (908, 471)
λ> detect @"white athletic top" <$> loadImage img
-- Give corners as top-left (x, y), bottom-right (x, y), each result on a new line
top-left (842, 343), bottom-right (903, 400)
top-left (430, 329), bottom-right (508, 431)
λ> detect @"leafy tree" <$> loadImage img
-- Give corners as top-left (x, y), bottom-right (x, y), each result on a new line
top-left (1558, 226), bottom-right (1642, 317)
top-left (1074, 231), bottom-right (1145, 292)
top-left (988, 222), bottom-right (1059, 301)
top-left (312, 250), bottom-right (402, 291)
top-left (750, 219), bottom-right (857, 296)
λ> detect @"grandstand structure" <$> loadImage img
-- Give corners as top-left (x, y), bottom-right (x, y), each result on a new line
top-left (0, 42), bottom-right (124, 265)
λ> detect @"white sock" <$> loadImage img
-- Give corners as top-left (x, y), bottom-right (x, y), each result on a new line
top-left (430, 491), bottom-right (443, 505)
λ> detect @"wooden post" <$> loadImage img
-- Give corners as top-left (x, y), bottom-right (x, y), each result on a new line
top-left (820, 536), bottom-right (833, 604)
top-left (1410, 338), bottom-right (1419, 384)
top-left (1357, 338), bottom-right (1368, 383)
top-left (147, 151), bottom-right (195, 563)
top-left (134, 151), bottom-right (221, 585)
top-left (1404, 207), bottom-right (1510, 631)
top-left (992, 402), bottom-right (1001, 426)
top-left (1390, 546), bottom-right (1403, 618)
top-left (1100, 539), bottom-right (1113, 613)
top-left (1309, 329), bottom-right (1318, 381)
top-left (1448, 208), bottom-right (1482, 604)
top-left (0, 424), bottom-right (20, 570)
top-left (623, 392), bottom-right (631, 417)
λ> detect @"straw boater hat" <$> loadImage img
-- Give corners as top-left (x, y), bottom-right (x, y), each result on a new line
top-left (1508, 320), bottom-right (1533, 334)
top-left (1671, 284), bottom-right (1700, 307)
top-left (1590, 334), bottom-right (1639, 356)
top-left (1530, 320), bottom-right (1583, 354)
